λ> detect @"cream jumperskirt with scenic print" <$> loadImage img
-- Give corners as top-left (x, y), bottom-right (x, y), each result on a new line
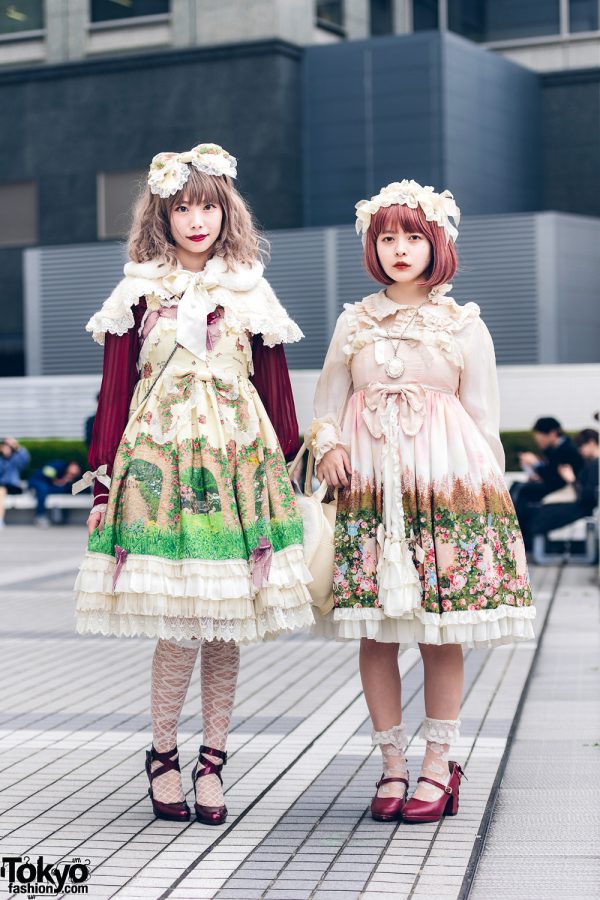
top-left (74, 317), bottom-right (314, 643)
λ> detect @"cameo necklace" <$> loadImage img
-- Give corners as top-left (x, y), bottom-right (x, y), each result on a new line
top-left (383, 299), bottom-right (428, 379)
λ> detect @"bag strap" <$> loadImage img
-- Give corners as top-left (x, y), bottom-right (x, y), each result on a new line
top-left (138, 341), bottom-right (181, 406)
top-left (287, 440), bottom-right (316, 497)
top-left (287, 441), bottom-right (337, 503)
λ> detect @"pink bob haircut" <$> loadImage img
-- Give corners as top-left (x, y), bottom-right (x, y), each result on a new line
top-left (363, 202), bottom-right (458, 289)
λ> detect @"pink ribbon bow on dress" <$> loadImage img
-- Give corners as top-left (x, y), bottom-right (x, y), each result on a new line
top-left (362, 382), bottom-right (427, 438)
top-left (141, 305), bottom-right (178, 343)
top-left (250, 537), bottom-right (273, 589)
top-left (112, 545), bottom-right (129, 592)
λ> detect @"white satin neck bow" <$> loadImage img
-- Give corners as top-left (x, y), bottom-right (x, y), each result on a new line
top-left (161, 268), bottom-right (219, 360)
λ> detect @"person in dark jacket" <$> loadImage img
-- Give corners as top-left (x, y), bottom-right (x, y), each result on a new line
top-left (530, 429), bottom-right (598, 539)
top-left (510, 417), bottom-right (584, 549)
top-left (28, 459), bottom-right (82, 527)
top-left (0, 438), bottom-right (30, 529)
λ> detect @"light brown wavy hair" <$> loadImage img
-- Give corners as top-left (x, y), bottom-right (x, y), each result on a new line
top-left (128, 167), bottom-right (267, 268)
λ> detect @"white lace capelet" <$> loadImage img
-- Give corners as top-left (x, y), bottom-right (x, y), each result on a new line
top-left (86, 256), bottom-right (303, 354)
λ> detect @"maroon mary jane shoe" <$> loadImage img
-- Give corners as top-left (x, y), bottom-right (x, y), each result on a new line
top-left (370, 775), bottom-right (409, 822)
top-left (402, 760), bottom-right (466, 824)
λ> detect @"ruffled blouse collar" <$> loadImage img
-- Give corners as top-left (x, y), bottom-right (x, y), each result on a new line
top-left (361, 283), bottom-right (455, 321)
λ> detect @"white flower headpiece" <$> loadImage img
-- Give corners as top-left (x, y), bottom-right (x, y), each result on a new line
top-left (147, 142), bottom-right (237, 199)
top-left (355, 180), bottom-right (461, 244)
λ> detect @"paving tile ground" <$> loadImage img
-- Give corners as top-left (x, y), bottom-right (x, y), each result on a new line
top-left (0, 527), bottom-right (597, 899)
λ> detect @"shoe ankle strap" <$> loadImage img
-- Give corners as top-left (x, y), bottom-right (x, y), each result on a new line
top-left (199, 745), bottom-right (227, 765)
top-left (376, 776), bottom-right (408, 789)
top-left (147, 745), bottom-right (181, 780)
top-left (417, 775), bottom-right (453, 794)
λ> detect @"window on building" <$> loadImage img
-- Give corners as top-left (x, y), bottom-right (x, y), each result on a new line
top-left (90, 0), bottom-right (169, 24)
top-left (316, 1), bottom-right (345, 32)
top-left (412, 0), bottom-right (439, 31)
top-left (0, 182), bottom-right (37, 246)
top-left (370, 0), bottom-right (394, 35)
top-left (569, 0), bottom-right (599, 32)
top-left (97, 170), bottom-right (145, 240)
top-left (446, 1), bottom-right (561, 42)
top-left (0, 1), bottom-right (43, 35)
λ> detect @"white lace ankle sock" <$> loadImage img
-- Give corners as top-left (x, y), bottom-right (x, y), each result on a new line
top-left (150, 638), bottom-right (199, 804)
top-left (195, 639), bottom-right (240, 807)
top-left (413, 716), bottom-right (461, 802)
top-left (371, 723), bottom-right (409, 799)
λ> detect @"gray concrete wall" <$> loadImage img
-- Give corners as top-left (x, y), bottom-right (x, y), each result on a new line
top-left (541, 69), bottom-right (600, 219)
top-left (0, 41), bottom-right (303, 242)
top-left (23, 213), bottom-right (600, 378)
top-left (303, 31), bottom-right (541, 227)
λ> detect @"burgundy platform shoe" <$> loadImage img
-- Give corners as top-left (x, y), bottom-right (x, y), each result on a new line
top-left (145, 745), bottom-right (191, 822)
top-left (191, 745), bottom-right (228, 826)
top-left (370, 775), bottom-right (409, 822)
top-left (402, 760), bottom-right (466, 823)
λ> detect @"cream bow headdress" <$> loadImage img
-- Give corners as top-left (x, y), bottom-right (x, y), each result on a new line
top-left (355, 180), bottom-right (461, 244)
top-left (147, 143), bottom-right (237, 199)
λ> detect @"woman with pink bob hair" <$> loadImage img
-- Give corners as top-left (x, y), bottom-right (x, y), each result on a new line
top-left (310, 181), bottom-right (534, 825)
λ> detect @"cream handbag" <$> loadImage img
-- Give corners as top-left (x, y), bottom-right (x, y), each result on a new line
top-left (288, 442), bottom-right (336, 614)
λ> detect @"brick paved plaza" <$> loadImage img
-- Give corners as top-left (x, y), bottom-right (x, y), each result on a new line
top-left (0, 528), bottom-right (598, 899)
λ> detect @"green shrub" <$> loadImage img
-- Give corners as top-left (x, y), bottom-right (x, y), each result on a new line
top-left (17, 430), bottom-right (580, 480)
top-left (18, 439), bottom-right (89, 478)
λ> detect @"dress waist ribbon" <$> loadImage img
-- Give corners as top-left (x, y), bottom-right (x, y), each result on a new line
top-left (361, 382), bottom-right (426, 618)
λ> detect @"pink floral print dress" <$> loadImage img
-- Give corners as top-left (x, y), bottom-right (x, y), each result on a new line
top-left (310, 284), bottom-right (535, 648)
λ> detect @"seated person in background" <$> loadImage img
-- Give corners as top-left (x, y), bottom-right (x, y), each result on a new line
top-left (510, 416), bottom-right (584, 550)
top-left (531, 429), bottom-right (599, 540)
top-left (28, 459), bottom-right (83, 527)
top-left (0, 438), bottom-right (31, 529)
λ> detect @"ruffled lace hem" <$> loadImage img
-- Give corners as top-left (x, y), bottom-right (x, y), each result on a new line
top-left (372, 723), bottom-right (408, 751)
top-left (74, 603), bottom-right (315, 644)
top-left (312, 603), bottom-right (536, 649)
top-left (420, 716), bottom-right (461, 744)
top-left (75, 545), bottom-right (312, 602)
top-left (73, 545), bottom-right (315, 641)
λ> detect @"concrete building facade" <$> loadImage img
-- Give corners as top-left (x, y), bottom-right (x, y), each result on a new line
top-left (0, 1), bottom-right (598, 376)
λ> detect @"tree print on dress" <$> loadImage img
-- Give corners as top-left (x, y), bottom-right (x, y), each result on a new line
top-left (332, 471), bottom-right (533, 615)
top-left (89, 431), bottom-right (302, 562)
top-left (125, 458), bottom-right (163, 521)
top-left (180, 466), bottom-right (222, 516)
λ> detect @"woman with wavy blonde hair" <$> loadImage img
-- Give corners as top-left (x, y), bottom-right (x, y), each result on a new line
top-left (73, 143), bottom-right (313, 827)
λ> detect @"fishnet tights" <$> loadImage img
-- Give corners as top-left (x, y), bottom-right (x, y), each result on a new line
top-left (196, 638), bottom-right (240, 807)
top-left (149, 638), bottom-right (240, 807)
top-left (150, 639), bottom-right (198, 804)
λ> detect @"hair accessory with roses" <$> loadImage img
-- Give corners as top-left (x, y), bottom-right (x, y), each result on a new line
top-left (147, 143), bottom-right (237, 199)
top-left (355, 180), bottom-right (461, 244)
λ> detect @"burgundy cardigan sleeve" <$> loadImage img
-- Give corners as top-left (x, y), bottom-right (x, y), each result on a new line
top-left (250, 335), bottom-right (301, 461)
top-left (88, 301), bottom-right (146, 501)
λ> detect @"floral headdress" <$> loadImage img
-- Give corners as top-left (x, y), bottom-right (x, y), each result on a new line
top-left (355, 180), bottom-right (461, 244)
top-left (147, 142), bottom-right (237, 199)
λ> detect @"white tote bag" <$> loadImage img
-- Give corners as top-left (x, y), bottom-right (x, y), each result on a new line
top-left (288, 442), bottom-right (336, 614)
